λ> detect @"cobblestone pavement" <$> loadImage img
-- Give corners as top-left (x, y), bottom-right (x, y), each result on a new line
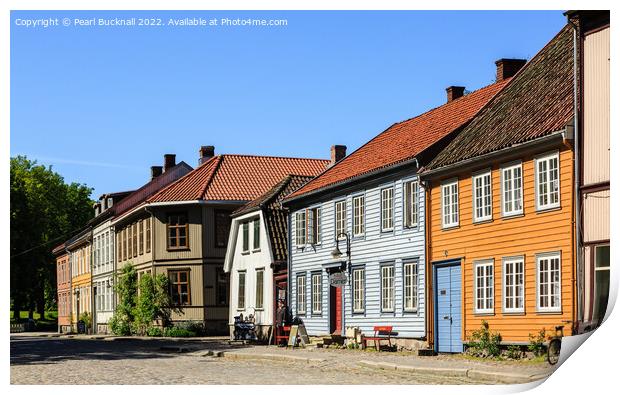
top-left (10, 334), bottom-right (547, 385)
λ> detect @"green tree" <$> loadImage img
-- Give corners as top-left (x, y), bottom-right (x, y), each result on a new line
top-left (109, 263), bottom-right (138, 335)
top-left (10, 156), bottom-right (93, 320)
top-left (133, 273), bottom-right (174, 335)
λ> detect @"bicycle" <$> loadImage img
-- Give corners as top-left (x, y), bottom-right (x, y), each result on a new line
top-left (547, 321), bottom-right (571, 365)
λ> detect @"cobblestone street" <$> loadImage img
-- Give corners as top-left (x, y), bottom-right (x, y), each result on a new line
top-left (10, 334), bottom-right (552, 385)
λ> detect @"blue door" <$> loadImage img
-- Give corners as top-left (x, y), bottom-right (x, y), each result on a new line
top-left (435, 262), bottom-right (463, 353)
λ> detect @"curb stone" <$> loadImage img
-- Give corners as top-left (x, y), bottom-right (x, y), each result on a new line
top-left (222, 352), bottom-right (325, 364)
top-left (357, 360), bottom-right (544, 383)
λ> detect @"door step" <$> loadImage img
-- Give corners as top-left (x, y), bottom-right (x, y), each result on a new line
top-left (417, 348), bottom-right (437, 356)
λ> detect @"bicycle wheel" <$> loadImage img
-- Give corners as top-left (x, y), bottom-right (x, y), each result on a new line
top-left (547, 338), bottom-right (561, 365)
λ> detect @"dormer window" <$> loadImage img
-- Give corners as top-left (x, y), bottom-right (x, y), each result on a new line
top-left (107, 197), bottom-right (113, 209)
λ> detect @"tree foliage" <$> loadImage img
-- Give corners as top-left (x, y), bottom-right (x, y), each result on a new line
top-left (109, 263), bottom-right (138, 335)
top-left (10, 156), bottom-right (93, 319)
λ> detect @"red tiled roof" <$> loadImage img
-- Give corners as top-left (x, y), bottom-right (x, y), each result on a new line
top-left (286, 79), bottom-right (510, 200)
top-left (148, 155), bottom-right (330, 203)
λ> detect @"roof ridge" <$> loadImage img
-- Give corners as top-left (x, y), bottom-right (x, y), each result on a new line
top-left (218, 153), bottom-right (330, 162)
top-left (199, 155), bottom-right (223, 199)
top-left (146, 157), bottom-right (215, 203)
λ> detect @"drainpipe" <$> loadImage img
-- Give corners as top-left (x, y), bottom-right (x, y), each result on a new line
top-left (568, 19), bottom-right (582, 329)
top-left (287, 212), bottom-right (292, 318)
top-left (419, 177), bottom-right (432, 349)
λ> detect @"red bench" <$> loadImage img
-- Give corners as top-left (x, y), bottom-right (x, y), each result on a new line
top-left (274, 325), bottom-right (291, 345)
top-left (362, 326), bottom-right (393, 351)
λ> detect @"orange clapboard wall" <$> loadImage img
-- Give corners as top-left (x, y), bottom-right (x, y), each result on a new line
top-left (427, 146), bottom-right (575, 343)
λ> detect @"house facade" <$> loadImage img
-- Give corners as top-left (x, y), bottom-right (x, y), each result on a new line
top-left (67, 229), bottom-right (92, 332)
top-left (53, 243), bottom-right (72, 333)
top-left (567, 11), bottom-right (610, 331)
top-left (284, 71), bottom-right (511, 348)
top-left (137, 147), bottom-right (329, 334)
top-left (90, 190), bottom-right (133, 334)
top-left (422, 25), bottom-right (576, 352)
top-left (224, 175), bottom-right (314, 340)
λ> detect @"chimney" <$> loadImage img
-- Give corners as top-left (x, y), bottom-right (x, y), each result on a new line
top-left (330, 145), bottom-right (347, 166)
top-left (495, 58), bottom-right (527, 81)
top-left (163, 154), bottom-right (176, 172)
top-left (151, 165), bottom-right (163, 179)
top-left (446, 86), bottom-right (465, 102)
top-left (199, 145), bottom-right (215, 165)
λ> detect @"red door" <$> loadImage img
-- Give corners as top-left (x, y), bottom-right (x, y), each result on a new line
top-left (335, 287), bottom-right (342, 333)
top-left (330, 285), bottom-right (342, 334)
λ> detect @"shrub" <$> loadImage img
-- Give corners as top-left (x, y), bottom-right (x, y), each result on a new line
top-left (528, 328), bottom-right (547, 357)
top-left (109, 263), bottom-right (138, 335)
top-left (79, 312), bottom-right (92, 329)
top-left (146, 327), bottom-right (163, 337)
top-left (504, 345), bottom-right (523, 360)
top-left (466, 320), bottom-right (502, 358)
top-left (163, 327), bottom-right (196, 337)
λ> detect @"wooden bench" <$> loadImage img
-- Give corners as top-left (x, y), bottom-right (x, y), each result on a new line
top-left (362, 326), bottom-right (393, 351)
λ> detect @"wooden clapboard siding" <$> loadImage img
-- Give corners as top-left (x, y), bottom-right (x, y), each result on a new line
top-left (154, 262), bottom-right (205, 321)
top-left (153, 206), bottom-right (203, 261)
top-left (290, 170), bottom-right (426, 338)
top-left (429, 146), bottom-right (575, 343)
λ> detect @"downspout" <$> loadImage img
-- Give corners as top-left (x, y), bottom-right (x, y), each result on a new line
top-left (569, 19), bottom-right (582, 330)
top-left (287, 212), bottom-right (292, 317)
top-left (419, 176), bottom-right (432, 350)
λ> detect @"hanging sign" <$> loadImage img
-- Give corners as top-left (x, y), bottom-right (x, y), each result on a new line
top-left (329, 271), bottom-right (348, 287)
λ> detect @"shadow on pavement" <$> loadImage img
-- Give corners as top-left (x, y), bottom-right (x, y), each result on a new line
top-left (10, 335), bottom-right (251, 366)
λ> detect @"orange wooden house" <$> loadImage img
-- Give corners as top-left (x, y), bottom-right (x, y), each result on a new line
top-left (420, 25), bottom-right (577, 352)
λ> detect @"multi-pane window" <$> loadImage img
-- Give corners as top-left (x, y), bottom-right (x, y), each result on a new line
top-left (122, 228), bottom-right (127, 261)
top-left (536, 152), bottom-right (560, 210)
top-left (504, 257), bottom-right (524, 313)
top-left (145, 218), bottom-right (151, 253)
top-left (295, 212), bottom-right (306, 246)
top-left (352, 268), bottom-right (365, 313)
top-left (537, 253), bottom-right (561, 312)
top-left (311, 273), bottom-right (322, 314)
top-left (474, 260), bottom-right (494, 313)
top-left (352, 195), bottom-right (365, 237)
top-left (442, 180), bottom-right (459, 228)
top-left (307, 207), bottom-right (321, 245)
top-left (127, 226), bottom-right (132, 258)
top-left (105, 232), bottom-right (110, 269)
top-left (335, 200), bottom-right (347, 239)
top-left (132, 223), bottom-right (138, 257)
top-left (242, 222), bottom-right (250, 252)
top-left (169, 270), bottom-right (190, 305)
top-left (167, 213), bottom-right (188, 249)
top-left (255, 269), bottom-right (264, 309)
top-left (253, 219), bottom-right (260, 250)
top-left (473, 171), bottom-right (492, 222)
top-left (296, 275), bottom-right (306, 315)
top-left (593, 245), bottom-right (610, 323)
top-left (501, 163), bottom-right (523, 216)
top-left (381, 187), bottom-right (394, 232)
top-left (381, 265), bottom-right (395, 312)
top-left (403, 180), bottom-right (420, 228)
top-left (403, 261), bottom-right (419, 312)
top-left (139, 220), bottom-right (144, 255)
top-left (214, 210), bottom-right (232, 248)
top-left (237, 271), bottom-right (246, 309)
top-left (216, 268), bottom-right (229, 306)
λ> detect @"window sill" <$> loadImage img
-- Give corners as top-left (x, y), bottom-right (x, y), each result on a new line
top-left (503, 311), bottom-right (526, 316)
top-left (536, 205), bottom-right (562, 214)
top-left (167, 247), bottom-right (190, 252)
top-left (442, 224), bottom-right (460, 231)
top-left (474, 312), bottom-right (495, 316)
top-left (473, 218), bottom-right (493, 225)
top-left (352, 311), bottom-right (365, 315)
top-left (536, 310), bottom-right (563, 315)
top-left (403, 225), bottom-right (420, 232)
top-left (252, 248), bottom-right (261, 253)
top-left (501, 212), bottom-right (524, 220)
top-left (241, 251), bottom-right (250, 256)
top-left (403, 309), bottom-right (418, 315)
top-left (311, 313), bottom-right (323, 317)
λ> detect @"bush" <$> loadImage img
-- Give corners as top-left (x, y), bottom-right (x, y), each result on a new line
top-left (466, 320), bottom-right (502, 358)
top-left (146, 327), bottom-right (163, 337)
top-left (504, 345), bottom-right (523, 360)
top-left (175, 321), bottom-right (205, 336)
top-left (163, 327), bottom-right (196, 337)
top-left (528, 328), bottom-right (547, 357)
top-left (79, 312), bottom-right (92, 329)
top-left (109, 315), bottom-right (131, 336)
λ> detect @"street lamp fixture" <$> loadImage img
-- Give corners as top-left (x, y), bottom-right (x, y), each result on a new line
top-left (332, 232), bottom-right (351, 273)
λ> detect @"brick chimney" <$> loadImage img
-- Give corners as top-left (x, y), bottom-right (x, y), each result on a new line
top-left (163, 154), bottom-right (176, 172)
top-left (199, 145), bottom-right (215, 165)
top-left (446, 86), bottom-right (465, 102)
top-left (330, 145), bottom-right (347, 166)
top-left (495, 58), bottom-right (527, 81)
top-left (151, 165), bottom-right (163, 180)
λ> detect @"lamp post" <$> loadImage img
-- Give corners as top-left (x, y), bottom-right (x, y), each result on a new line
top-left (331, 233), bottom-right (351, 337)
top-left (74, 288), bottom-right (80, 333)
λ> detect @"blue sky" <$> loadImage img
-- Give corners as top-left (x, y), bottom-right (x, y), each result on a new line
top-left (11, 10), bottom-right (567, 199)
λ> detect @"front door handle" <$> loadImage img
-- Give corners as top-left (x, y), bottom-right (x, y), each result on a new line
top-left (443, 315), bottom-right (450, 320)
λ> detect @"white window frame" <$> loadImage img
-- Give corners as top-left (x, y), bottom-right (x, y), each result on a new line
top-left (295, 211), bottom-right (306, 247)
top-left (535, 151), bottom-right (561, 211)
top-left (380, 264), bottom-right (395, 313)
top-left (311, 273), bottom-right (322, 315)
top-left (296, 274), bottom-right (306, 315)
top-left (237, 271), bottom-right (246, 310)
top-left (242, 221), bottom-right (250, 253)
top-left (501, 162), bottom-right (523, 217)
top-left (352, 267), bottom-right (365, 313)
top-left (472, 170), bottom-right (492, 222)
top-left (403, 180), bottom-right (420, 228)
top-left (253, 218), bottom-right (261, 251)
top-left (306, 207), bottom-right (321, 245)
top-left (335, 200), bottom-right (347, 240)
top-left (352, 195), bottom-right (365, 237)
top-left (441, 179), bottom-right (459, 228)
top-left (474, 259), bottom-right (494, 314)
top-left (255, 268), bottom-right (264, 310)
top-left (381, 187), bottom-right (394, 232)
top-left (536, 252), bottom-right (562, 313)
top-left (403, 261), bottom-right (419, 312)
top-left (503, 256), bottom-right (525, 314)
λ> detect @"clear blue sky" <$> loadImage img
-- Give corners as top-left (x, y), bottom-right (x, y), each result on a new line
top-left (11, 10), bottom-right (567, 199)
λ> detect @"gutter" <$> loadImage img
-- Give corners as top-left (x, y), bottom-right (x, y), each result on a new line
top-left (420, 130), bottom-right (566, 180)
